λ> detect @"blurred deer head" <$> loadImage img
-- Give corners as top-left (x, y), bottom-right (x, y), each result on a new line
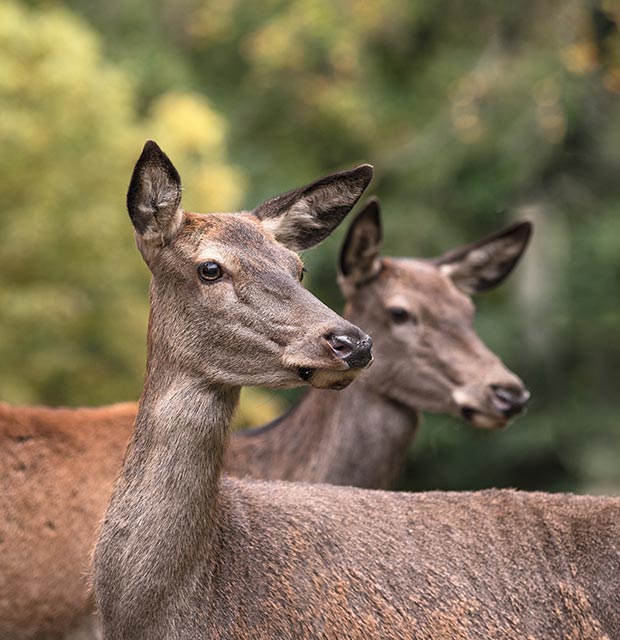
top-left (339, 198), bottom-right (531, 428)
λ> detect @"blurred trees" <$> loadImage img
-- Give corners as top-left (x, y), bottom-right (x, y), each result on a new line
top-left (0, 1), bottom-right (243, 405)
top-left (1, 0), bottom-right (619, 492)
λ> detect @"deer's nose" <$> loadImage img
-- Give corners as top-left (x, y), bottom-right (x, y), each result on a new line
top-left (490, 384), bottom-right (530, 417)
top-left (325, 331), bottom-right (373, 370)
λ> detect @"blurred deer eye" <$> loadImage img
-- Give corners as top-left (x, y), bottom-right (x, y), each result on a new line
top-left (197, 261), bottom-right (223, 283)
top-left (388, 307), bottom-right (418, 325)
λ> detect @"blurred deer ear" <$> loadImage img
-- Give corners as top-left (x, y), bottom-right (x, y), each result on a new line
top-left (126, 141), bottom-right (184, 258)
top-left (253, 164), bottom-right (373, 251)
top-left (339, 197), bottom-right (383, 285)
top-left (433, 221), bottom-right (532, 294)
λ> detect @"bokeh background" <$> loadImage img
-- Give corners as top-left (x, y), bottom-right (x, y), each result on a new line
top-left (1, 0), bottom-right (619, 494)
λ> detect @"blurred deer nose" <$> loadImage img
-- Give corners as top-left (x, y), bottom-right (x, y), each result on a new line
top-left (325, 332), bottom-right (373, 369)
top-left (490, 384), bottom-right (530, 417)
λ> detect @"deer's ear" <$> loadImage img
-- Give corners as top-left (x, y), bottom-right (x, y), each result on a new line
top-left (434, 221), bottom-right (532, 294)
top-left (127, 141), bottom-right (184, 255)
top-left (253, 164), bottom-right (374, 251)
top-left (339, 197), bottom-right (383, 285)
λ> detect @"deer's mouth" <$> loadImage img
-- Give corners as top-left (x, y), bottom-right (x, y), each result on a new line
top-left (459, 385), bottom-right (529, 428)
top-left (459, 406), bottom-right (510, 430)
top-left (454, 385), bottom-right (528, 430)
top-left (298, 366), bottom-right (362, 390)
top-left (298, 367), bottom-right (314, 382)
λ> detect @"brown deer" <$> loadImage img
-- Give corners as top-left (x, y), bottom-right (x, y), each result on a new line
top-left (93, 141), bottom-right (620, 639)
top-left (225, 199), bottom-right (531, 487)
top-left (0, 150), bottom-right (373, 640)
top-left (0, 403), bottom-right (136, 640)
top-left (0, 197), bottom-right (532, 637)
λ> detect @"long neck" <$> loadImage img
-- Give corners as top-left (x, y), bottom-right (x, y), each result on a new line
top-left (226, 370), bottom-right (418, 489)
top-left (298, 376), bottom-right (419, 488)
top-left (93, 352), bottom-right (239, 638)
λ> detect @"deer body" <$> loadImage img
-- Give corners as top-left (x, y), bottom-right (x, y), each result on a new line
top-left (0, 402), bottom-right (135, 639)
top-left (92, 142), bottom-right (620, 639)
top-left (1, 181), bottom-right (532, 636)
top-left (99, 372), bottom-right (620, 640)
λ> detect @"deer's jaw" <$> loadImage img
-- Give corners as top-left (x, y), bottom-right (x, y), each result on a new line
top-left (301, 366), bottom-right (367, 390)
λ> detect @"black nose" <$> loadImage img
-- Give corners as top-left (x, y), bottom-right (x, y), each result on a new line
top-left (325, 332), bottom-right (373, 369)
top-left (490, 384), bottom-right (530, 417)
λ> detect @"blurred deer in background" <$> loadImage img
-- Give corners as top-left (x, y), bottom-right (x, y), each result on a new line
top-left (226, 199), bottom-right (531, 487)
top-left (1, 201), bottom-right (532, 637)
top-left (92, 141), bottom-right (620, 639)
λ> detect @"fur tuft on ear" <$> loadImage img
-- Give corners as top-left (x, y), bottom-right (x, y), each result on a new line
top-left (339, 197), bottom-right (383, 286)
top-left (127, 141), bottom-right (184, 252)
top-left (253, 164), bottom-right (373, 251)
top-left (434, 221), bottom-right (533, 294)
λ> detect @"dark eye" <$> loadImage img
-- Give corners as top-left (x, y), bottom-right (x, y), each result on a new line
top-left (388, 307), bottom-right (418, 325)
top-left (300, 266), bottom-right (308, 282)
top-left (197, 261), bottom-right (223, 283)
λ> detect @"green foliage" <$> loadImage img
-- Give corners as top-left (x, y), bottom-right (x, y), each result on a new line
top-left (2, 0), bottom-right (619, 492)
top-left (0, 1), bottom-right (243, 405)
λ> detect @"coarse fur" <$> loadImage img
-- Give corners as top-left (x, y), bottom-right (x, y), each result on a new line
top-left (0, 202), bottom-right (533, 637)
top-left (0, 403), bottom-right (133, 640)
top-left (93, 142), bottom-right (620, 639)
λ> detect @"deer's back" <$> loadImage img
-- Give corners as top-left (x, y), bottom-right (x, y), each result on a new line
top-left (0, 402), bottom-right (135, 639)
top-left (202, 484), bottom-right (620, 640)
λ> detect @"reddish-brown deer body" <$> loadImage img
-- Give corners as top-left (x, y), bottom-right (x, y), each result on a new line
top-left (0, 403), bottom-right (135, 639)
top-left (91, 142), bottom-right (619, 639)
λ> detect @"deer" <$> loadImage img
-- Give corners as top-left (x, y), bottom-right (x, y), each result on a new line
top-left (0, 403), bottom-right (136, 640)
top-left (0, 147), bottom-right (375, 640)
top-left (225, 199), bottom-right (531, 487)
top-left (0, 209), bottom-right (530, 640)
top-left (0, 194), bottom-right (533, 640)
top-left (92, 141), bottom-right (620, 639)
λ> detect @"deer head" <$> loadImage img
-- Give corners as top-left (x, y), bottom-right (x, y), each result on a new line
top-left (127, 141), bottom-right (373, 391)
top-left (338, 198), bottom-right (531, 429)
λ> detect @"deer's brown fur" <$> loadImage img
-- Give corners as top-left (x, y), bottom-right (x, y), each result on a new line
top-left (91, 142), bottom-right (620, 639)
top-left (0, 204), bottom-right (532, 638)
top-left (0, 402), bottom-right (135, 639)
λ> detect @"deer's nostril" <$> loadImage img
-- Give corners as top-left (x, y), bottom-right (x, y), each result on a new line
top-left (325, 333), bottom-right (373, 369)
top-left (326, 335), bottom-right (354, 358)
top-left (490, 384), bottom-right (530, 416)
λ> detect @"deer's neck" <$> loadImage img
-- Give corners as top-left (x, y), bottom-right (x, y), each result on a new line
top-left (300, 376), bottom-right (419, 488)
top-left (228, 375), bottom-right (418, 489)
top-left (94, 358), bottom-right (239, 638)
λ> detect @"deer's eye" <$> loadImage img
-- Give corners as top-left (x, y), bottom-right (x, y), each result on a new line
top-left (197, 261), bottom-right (223, 283)
top-left (388, 307), bottom-right (418, 325)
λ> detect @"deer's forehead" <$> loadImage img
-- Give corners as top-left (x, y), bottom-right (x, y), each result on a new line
top-left (180, 212), bottom-right (302, 273)
top-left (381, 258), bottom-right (474, 314)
